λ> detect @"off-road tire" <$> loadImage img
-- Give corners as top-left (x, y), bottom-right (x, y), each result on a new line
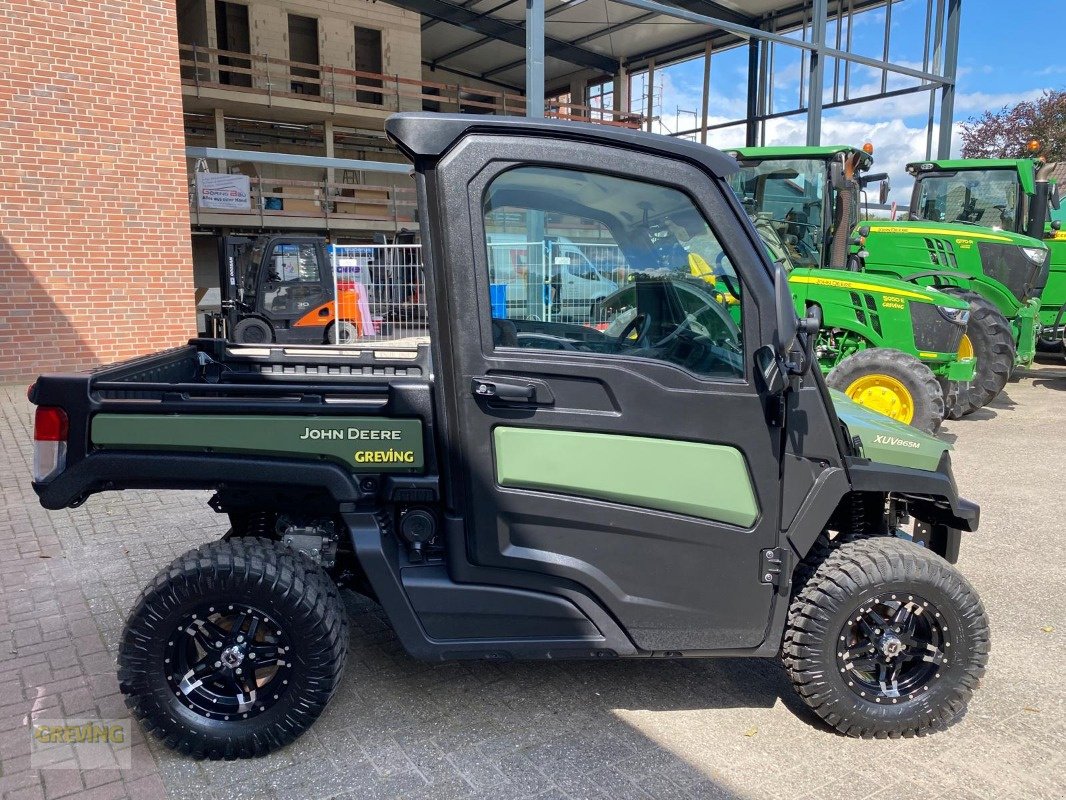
top-left (783, 537), bottom-right (990, 738)
top-left (942, 289), bottom-right (1014, 418)
top-left (328, 320), bottom-right (359, 345)
top-left (825, 348), bottom-right (945, 434)
top-left (118, 538), bottom-right (348, 759)
top-left (233, 317), bottom-right (274, 344)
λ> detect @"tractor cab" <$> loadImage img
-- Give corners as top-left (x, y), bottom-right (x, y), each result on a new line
top-left (905, 156), bottom-right (1063, 350)
top-left (906, 155), bottom-right (1061, 239)
top-left (725, 146), bottom-right (881, 271)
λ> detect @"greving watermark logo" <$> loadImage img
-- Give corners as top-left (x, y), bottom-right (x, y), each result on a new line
top-left (29, 718), bottom-right (133, 770)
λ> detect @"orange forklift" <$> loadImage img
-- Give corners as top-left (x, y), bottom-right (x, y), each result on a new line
top-left (216, 235), bottom-right (373, 345)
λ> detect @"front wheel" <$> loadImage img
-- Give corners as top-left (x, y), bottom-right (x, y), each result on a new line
top-left (118, 538), bottom-right (348, 759)
top-left (942, 290), bottom-right (1014, 417)
top-left (233, 317), bottom-right (273, 345)
top-left (825, 348), bottom-right (945, 434)
top-left (783, 537), bottom-right (990, 738)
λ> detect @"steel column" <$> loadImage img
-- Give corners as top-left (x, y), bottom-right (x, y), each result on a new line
top-left (745, 38), bottom-right (760, 146)
top-left (526, 0), bottom-right (544, 117)
top-left (700, 40), bottom-right (712, 145)
top-left (807, 0), bottom-right (828, 146)
top-left (938, 0), bottom-right (962, 158)
top-left (646, 59), bottom-right (656, 132)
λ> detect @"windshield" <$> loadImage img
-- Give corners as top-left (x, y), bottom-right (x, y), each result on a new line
top-left (912, 169), bottom-right (1021, 230)
top-left (728, 158), bottom-right (827, 268)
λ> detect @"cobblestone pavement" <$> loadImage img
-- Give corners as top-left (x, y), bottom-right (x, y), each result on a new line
top-left (1, 366), bottom-right (1064, 800)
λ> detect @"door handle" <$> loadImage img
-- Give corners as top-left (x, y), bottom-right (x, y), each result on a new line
top-left (471, 377), bottom-right (535, 403)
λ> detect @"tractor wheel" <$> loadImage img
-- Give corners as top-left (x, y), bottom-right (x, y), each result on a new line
top-left (233, 317), bottom-right (273, 345)
top-left (826, 348), bottom-right (945, 434)
top-left (783, 537), bottom-right (989, 738)
top-left (328, 320), bottom-right (359, 345)
top-left (942, 290), bottom-right (1014, 417)
top-left (118, 538), bottom-right (348, 759)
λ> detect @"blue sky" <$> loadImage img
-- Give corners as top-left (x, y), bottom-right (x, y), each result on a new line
top-left (634, 0), bottom-right (1063, 202)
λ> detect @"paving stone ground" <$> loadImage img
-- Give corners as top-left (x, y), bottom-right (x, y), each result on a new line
top-left (0, 365), bottom-right (1063, 800)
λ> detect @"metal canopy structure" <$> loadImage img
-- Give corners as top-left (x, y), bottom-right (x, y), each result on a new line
top-left (411, 0), bottom-right (962, 157)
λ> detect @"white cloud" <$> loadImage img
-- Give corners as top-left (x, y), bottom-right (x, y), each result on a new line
top-left (952, 88), bottom-right (1048, 114)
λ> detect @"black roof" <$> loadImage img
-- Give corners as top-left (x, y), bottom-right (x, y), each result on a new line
top-left (384, 113), bottom-right (738, 178)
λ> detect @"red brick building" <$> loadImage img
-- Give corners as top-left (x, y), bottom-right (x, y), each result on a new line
top-left (0, 0), bottom-right (195, 381)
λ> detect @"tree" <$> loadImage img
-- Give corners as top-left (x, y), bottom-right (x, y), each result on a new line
top-left (960, 90), bottom-right (1066, 161)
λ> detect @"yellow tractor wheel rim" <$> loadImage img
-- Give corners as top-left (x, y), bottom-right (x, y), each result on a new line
top-left (845, 374), bottom-right (915, 424)
top-left (958, 333), bottom-right (974, 360)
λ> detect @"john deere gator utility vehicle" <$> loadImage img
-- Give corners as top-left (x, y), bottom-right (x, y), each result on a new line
top-left (905, 148), bottom-right (1063, 352)
top-left (728, 145), bottom-right (1049, 418)
top-left (725, 146), bottom-right (974, 433)
top-left (29, 114), bottom-right (990, 756)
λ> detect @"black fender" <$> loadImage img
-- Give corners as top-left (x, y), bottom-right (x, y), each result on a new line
top-left (783, 454), bottom-right (977, 567)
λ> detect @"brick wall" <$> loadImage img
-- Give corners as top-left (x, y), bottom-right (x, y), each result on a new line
top-left (0, 0), bottom-right (195, 381)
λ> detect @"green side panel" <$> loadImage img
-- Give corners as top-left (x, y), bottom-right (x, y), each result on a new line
top-left (829, 390), bottom-right (949, 472)
top-left (493, 427), bottom-right (758, 528)
top-left (91, 414), bottom-right (424, 473)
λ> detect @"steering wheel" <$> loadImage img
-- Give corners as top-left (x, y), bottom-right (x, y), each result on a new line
top-left (616, 312), bottom-right (651, 345)
top-left (714, 252), bottom-right (743, 300)
top-left (655, 295), bottom-right (742, 351)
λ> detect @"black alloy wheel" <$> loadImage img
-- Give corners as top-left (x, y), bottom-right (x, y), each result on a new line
top-left (165, 604), bottom-right (292, 721)
top-left (836, 593), bottom-right (948, 704)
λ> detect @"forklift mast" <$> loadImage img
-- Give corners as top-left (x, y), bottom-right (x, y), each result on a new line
top-left (216, 235), bottom-right (258, 338)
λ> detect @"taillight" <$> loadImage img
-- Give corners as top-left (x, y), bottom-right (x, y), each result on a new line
top-left (33, 406), bottom-right (68, 482)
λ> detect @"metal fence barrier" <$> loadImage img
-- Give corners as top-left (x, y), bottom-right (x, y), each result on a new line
top-left (330, 244), bottom-right (429, 347)
top-left (327, 240), bottom-right (630, 347)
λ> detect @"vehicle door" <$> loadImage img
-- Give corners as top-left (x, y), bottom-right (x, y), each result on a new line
top-left (417, 130), bottom-right (786, 652)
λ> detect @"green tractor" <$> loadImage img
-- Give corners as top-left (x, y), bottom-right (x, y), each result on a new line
top-left (726, 144), bottom-right (1050, 419)
top-left (724, 147), bottom-right (974, 434)
top-left (904, 151), bottom-right (1063, 353)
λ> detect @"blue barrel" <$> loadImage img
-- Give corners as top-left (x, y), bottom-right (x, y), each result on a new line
top-left (489, 284), bottom-right (508, 318)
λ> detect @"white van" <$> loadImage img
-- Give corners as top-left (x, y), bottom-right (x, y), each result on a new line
top-left (485, 234), bottom-right (620, 320)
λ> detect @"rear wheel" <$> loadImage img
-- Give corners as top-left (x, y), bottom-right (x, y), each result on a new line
top-left (783, 537), bottom-right (990, 738)
top-left (942, 290), bottom-right (1014, 418)
top-left (328, 320), bottom-right (359, 345)
top-left (825, 348), bottom-right (945, 434)
top-left (118, 538), bottom-right (348, 759)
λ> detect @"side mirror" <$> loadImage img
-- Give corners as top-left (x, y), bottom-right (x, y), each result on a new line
top-left (774, 261), bottom-right (799, 355)
top-left (830, 161), bottom-right (846, 191)
top-left (754, 345), bottom-right (787, 396)
top-left (879, 180), bottom-right (890, 206)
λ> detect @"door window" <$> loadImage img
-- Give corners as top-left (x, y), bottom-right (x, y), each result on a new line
top-left (263, 243), bottom-right (323, 315)
top-left (483, 166), bottom-right (743, 379)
